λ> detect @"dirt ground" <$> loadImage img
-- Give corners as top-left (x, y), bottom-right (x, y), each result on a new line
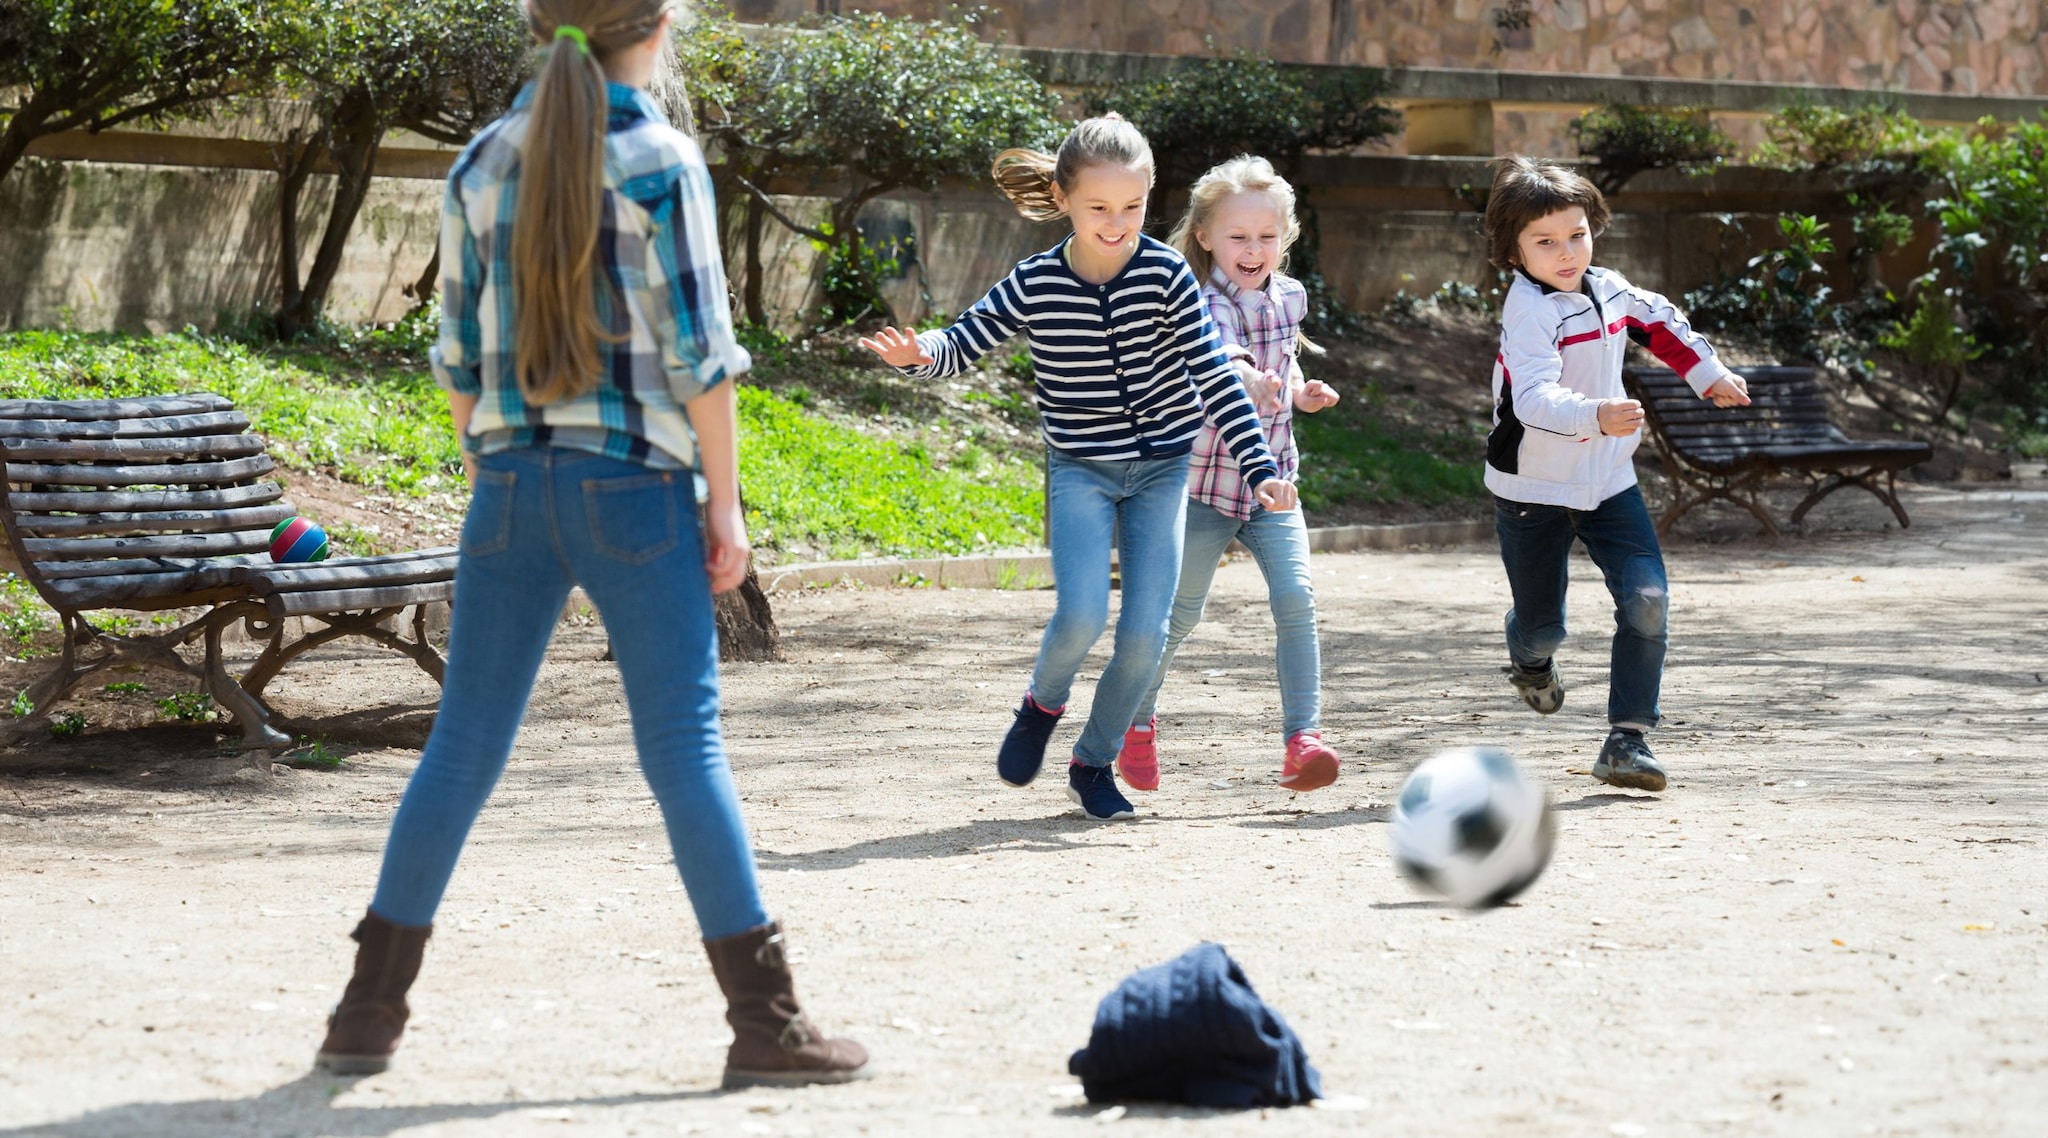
top-left (2, 482), bottom-right (2045, 1138)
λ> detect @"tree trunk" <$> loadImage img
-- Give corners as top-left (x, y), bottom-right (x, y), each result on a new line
top-left (278, 92), bottom-right (385, 339)
top-left (0, 108), bottom-right (49, 188)
top-left (274, 131), bottom-right (320, 325)
top-left (742, 192), bottom-right (767, 327)
top-left (713, 561), bottom-right (780, 663)
top-left (406, 245), bottom-right (441, 308)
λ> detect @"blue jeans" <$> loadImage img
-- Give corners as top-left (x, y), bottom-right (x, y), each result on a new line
top-left (1135, 500), bottom-right (1321, 737)
top-left (1032, 450), bottom-right (1190, 767)
top-left (369, 447), bottom-right (768, 941)
top-left (1494, 484), bottom-right (1669, 729)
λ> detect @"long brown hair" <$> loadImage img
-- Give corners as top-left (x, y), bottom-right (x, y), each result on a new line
top-left (514, 0), bottom-right (672, 405)
top-left (991, 114), bottom-right (1153, 223)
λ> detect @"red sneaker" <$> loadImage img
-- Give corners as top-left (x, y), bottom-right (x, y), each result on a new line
top-left (1116, 718), bottom-right (1159, 791)
top-left (1280, 732), bottom-right (1340, 792)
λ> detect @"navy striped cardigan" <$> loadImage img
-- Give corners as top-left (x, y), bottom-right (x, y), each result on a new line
top-left (902, 235), bottom-right (1279, 489)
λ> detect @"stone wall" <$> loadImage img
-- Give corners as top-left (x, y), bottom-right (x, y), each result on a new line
top-left (746, 1), bottom-right (2045, 97)
top-left (2, 153), bottom-right (1887, 339)
top-left (0, 157), bottom-right (440, 334)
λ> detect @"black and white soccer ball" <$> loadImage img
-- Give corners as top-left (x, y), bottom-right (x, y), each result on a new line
top-left (1390, 746), bottom-right (1555, 908)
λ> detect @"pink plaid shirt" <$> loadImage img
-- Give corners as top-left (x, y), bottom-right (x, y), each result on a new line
top-left (1187, 269), bottom-right (1305, 520)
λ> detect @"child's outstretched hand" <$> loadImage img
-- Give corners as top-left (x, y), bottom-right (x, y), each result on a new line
top-left (1705, 374), bottom-right (1751, 407)
top-left (1597, 397), bottom-right (1645, 437)
top-left (1255, 478), bottom-right (1299, 513)
top-left (1235, 360), bottom-right (1286, 413)
top-left (858, 326), bottom-right (934, 369)
top-left (1294, 379), bottom-right (1340, 412)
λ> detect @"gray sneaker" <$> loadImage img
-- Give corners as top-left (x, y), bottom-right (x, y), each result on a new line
top-left (1592, 729), bottom-right (1667, 792)
top-left (1504, 660), bottom-right (1565, 714)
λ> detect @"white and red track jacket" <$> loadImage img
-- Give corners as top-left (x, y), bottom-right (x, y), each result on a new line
top-left (1485, 266), bottom-right (1735, 510)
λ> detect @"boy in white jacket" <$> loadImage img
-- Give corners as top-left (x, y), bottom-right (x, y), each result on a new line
top-left (1481, 156), bottom-right (1750, 792)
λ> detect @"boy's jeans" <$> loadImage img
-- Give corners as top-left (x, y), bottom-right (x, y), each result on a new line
top-left (1494, 484), bottom-right (1669, 729)
top-left (370, 447), bottom-right (769, 941)
top-left (1031, 450), bottom-right (1190, 768)
top-left (1135, 499), bottom-right (1321, 737)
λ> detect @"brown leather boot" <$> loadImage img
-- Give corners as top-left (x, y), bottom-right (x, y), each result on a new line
top-left (315, 912), bottom-right (432, 1075)
top-left (704, 922), bottom-right (869, 1088)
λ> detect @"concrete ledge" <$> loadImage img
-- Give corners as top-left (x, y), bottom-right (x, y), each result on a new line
top-left (759, 518), bottom-right (1491, 592)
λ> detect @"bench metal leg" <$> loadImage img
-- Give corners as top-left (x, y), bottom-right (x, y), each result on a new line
top-left (201, 602), bottom-right (292, 750)
top-left (1654, 464), bottom-right (1781, 539)
top-left (1789, 467), bottom-right (1912, 529)
top-left (237, 605), bottom-right (448, 704)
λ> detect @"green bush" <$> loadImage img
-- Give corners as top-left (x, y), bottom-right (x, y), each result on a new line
top-left (679, 7), bottom-right (1061, 327)
top-left (1751, 102), bottom-right (1932, 171)
top-left (1568, 103), bottom-right (1731, 194)
top-left (0, 0), bottom-right (282, 185)
top-left (1685, 214), bottom-right (1840, 363)
top-left (1089, 52), bottom-right (1399, 333)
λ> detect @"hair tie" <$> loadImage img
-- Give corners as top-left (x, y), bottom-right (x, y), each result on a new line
top-left (554, 24), bottom-right (590, 54)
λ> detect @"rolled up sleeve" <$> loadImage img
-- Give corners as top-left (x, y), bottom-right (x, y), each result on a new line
top-left (653, 149), bottom-right (751, 402)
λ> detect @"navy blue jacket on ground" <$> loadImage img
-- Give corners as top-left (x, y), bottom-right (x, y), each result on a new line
top-left (1067, 942), bottom-right (1322, 1108)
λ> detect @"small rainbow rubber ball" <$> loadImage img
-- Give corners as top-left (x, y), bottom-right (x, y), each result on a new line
top-left (269, 517), bottom-right (330, 563)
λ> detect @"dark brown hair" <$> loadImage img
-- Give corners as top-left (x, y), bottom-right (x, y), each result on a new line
top-left (991, 115), bottom-right (1153, 223)
top-left (1482, 155), bottom-right (1610, 270)
top-left (514, 0), bottom-right (673, 405)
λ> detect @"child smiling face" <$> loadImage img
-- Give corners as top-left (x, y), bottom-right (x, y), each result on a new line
top-left (1052, 162), bottom-right (1152, 271)
top-left (1514, 206), bottom-right (1594, 292)
top-left (1196, 190), bottom-right (1287, 292)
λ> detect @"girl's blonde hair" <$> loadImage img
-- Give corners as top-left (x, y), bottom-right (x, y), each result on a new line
top-left (514, 0), bottom-right (673, 406)
top-left (1167, 155), bottom-right (1321, 354)
top-left (991, 115), bottom-right (1154, 222)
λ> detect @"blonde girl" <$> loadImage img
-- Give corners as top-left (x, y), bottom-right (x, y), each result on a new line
top-left (1118, 155), bottom-right (1344, 794)
top-left (314, 0), bottom-right (866, 1088)
top-left (861, 116), bottom-right (1298, 822)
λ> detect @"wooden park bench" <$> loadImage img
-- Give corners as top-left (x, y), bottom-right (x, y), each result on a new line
top-left (1, 393), bottom-right (456, 750)
top-left (1622, 364), bottom-right (1934, 537)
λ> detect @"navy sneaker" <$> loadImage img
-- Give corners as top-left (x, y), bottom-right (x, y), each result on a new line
top-left (1067, 762), bottom-right (1136, 821)
top-left (997, 693), bottom-right (1063, 787)
top-left (1592, 728), bottom-right (1667, 792)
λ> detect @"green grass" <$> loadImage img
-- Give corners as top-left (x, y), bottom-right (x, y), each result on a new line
top-left (1293, 388), bottom-right (1486, 510)
top-left (0, 330), bottom-right (461, 496)
top-left (737, 385), bottom-right (1043, 560)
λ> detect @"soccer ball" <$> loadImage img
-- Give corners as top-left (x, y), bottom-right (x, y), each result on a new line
top-left (1390, 746), bottom-right (1555, 908)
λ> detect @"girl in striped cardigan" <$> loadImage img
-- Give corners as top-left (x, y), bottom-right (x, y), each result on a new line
top-left (861, 116), bottom-right (1297, 822)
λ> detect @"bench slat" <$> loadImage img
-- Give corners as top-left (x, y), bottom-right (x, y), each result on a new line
top-left (1, 434), bottom-right (268, 464)
top-left (2, 454), bottom-right (276, 487)
top-left (32, 553), bottom-right (271, 581)
top-left (5, 482), bottom-right (285, 514)
top-left (0, 411), bottom-right (251, 441)
top-left (271, 580), bottom-right (453, 617)
top-left (21, 529), bottom-right (273, 561)
top-left (12, 502), bottom-right (296, 538)
top-left (40, 566), bottom-right (255, 611)
top-left (0, 394), bottom-right (236, 421)
top-left (239, 547), bottom-right (459, 596)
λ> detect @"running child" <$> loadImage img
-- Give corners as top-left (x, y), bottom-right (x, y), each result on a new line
top-left (859, 116), bottom-right (1298, 822)
top-left (1116, 155), bottom-right (1344, 794)
top-left (1481, 156), bottom-right (1750, 791)
top-left (315, 0), bottom-right (865, 1087)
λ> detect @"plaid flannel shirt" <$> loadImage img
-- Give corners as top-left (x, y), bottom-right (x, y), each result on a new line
top-left (430, 82), bottom-right (750, 471)
top-left (1186, 269), bottom-right (1305, 520)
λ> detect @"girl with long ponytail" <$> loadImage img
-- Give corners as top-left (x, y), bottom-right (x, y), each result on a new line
top-left (314, 0), bottom-right (867, 1089)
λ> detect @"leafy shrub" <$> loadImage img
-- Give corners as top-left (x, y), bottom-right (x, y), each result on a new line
top-left (1751, 103), bottom-right (1932, 171)
top-left (1567, 103), bottom-right (1731, 195)
top-left (1685, 214), bottom-right (1840, 363)
top-left (1878, 292), bottom-right (1984, 418)
top-left (49, 712), bottom-right (85, 739)
top-left (679, 7), bottom-right (1061, 327)
top-left (1089, 52), bottom-right (1399, 334)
